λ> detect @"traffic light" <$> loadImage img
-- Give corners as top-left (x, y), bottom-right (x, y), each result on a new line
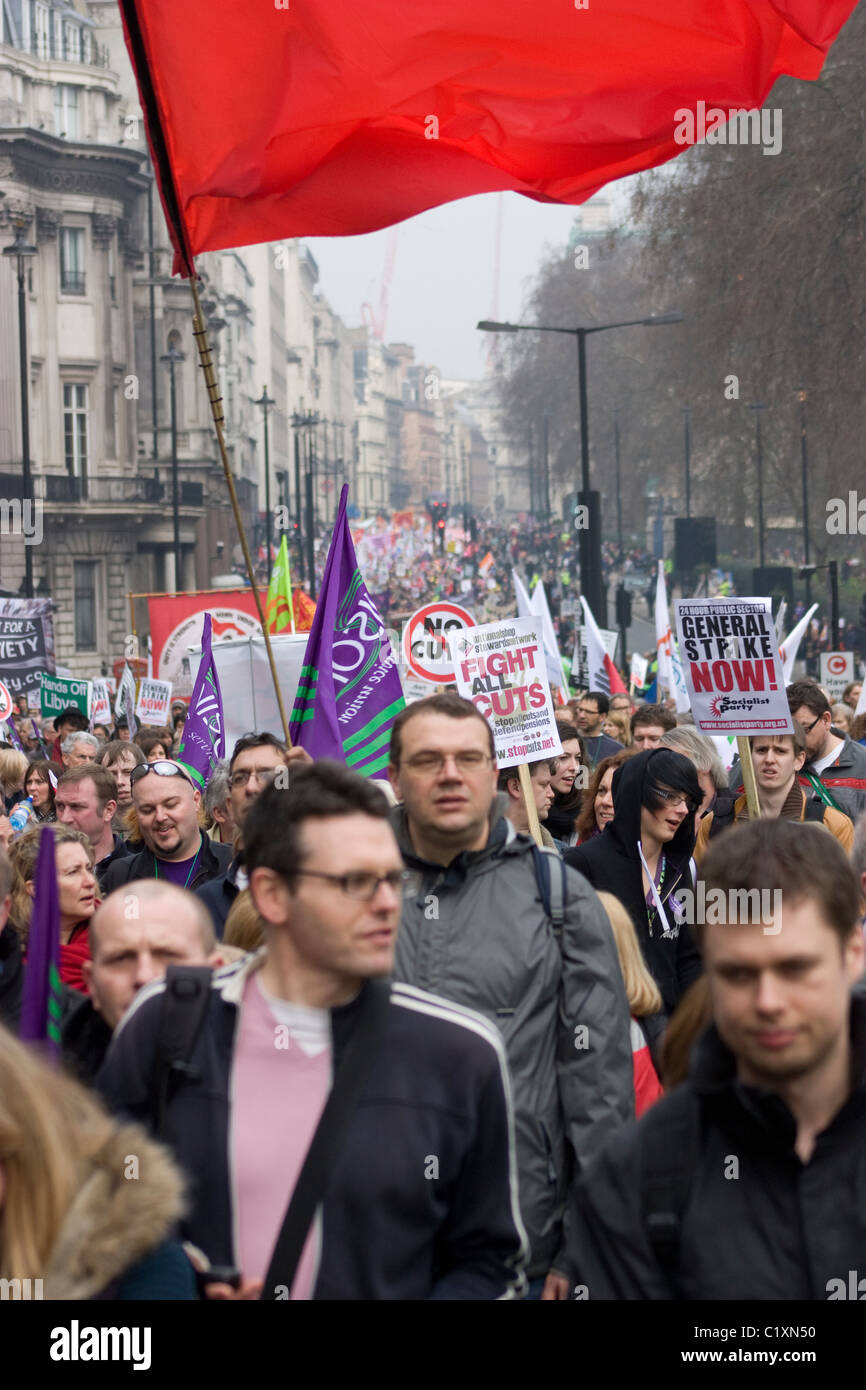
top-left (615, 584), bottom-right (632, 630)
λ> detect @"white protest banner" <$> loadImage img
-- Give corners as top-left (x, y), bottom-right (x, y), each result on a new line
top-left (819, 651), bottom-right (854, 703)
top-left (655, 561), bottom-right (690, 712)
top-left (448, 615), bottom-right (563, 770)
top-left (779, 602), bottom-right (818, 683)
top-left (91, 679), bottom-right (111, 727)
top-left (675, 598), bottom-right (793, 735)
top-left (114, 663), bottom-right (137, 721)
top-left (630, 652), bottom-right (648, 688)
top-left (403, 601), bottom-right (475, 684)
top-left (135, 677), bottom-right (173, 725)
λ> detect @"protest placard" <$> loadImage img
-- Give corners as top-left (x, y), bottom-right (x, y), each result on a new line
top-left (135, 677), bottom-right (173, 725)
top-left (674, 598), bottom-right (792, 735)
top-left (0, 599), bottom-right (55, 703)
top-left (448, 615), bottom-right (563, 769)
top-left (819, 651), bottom-right (854, 702)
top-left (90, 679), bottom-right (111, 727)
top-left (40, 673), bottom-right (92, 721)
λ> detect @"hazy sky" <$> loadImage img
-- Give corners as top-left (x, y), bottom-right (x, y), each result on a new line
top-left (307, 180), bottom-right (634, 381)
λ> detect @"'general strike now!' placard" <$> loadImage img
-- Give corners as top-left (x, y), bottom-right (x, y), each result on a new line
top-left (674, 598), bottom-right (793, 735)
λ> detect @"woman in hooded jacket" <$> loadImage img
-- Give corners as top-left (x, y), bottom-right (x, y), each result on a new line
top-left (565, 747), bottom-right (703, 1021)
top-left (0, 1025), bottom-right (195, 1299)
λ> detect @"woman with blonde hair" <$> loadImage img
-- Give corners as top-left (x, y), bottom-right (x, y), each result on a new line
top-left (0, 1025), bottom-right (195, 1298)
top-left (597, 891), bottom-right (664, 1117)
top-left (223, 888), bottom-right (265, 954)
top-left (0, 747), bottom-right (30, 815)
top-left (9, 825), bottom-right (98, 992)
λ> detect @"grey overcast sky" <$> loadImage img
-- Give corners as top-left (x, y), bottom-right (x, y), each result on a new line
top-left (307, 180), bottom-right (634, 382)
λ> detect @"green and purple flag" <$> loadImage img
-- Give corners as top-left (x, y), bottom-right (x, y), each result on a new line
top-left (19, 826), bottom-right (62, 1057)
top-left (176, 612), bottom-right (225, 792)
top-left (290, 485), bottom-right (404, 779)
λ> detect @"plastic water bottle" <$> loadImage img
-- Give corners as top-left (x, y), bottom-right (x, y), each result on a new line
top-left (9, 797), bottom-right (33, 833)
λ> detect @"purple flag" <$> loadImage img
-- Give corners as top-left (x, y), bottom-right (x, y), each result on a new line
top-left (176, 613), bottom-right (225, 792)
top-left (290, 485), bottom-right (404, 779)
top-left (5, 718), bottom-right (24, 751)
top-left (19, 826), bottom-right (62, 1058)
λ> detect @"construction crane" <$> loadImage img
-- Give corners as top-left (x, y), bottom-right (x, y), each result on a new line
top-left (360, 227), bottom-right (400, 340)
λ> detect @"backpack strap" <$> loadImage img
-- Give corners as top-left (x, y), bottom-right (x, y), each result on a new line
top-left (152, 964), bottom-right (214, 1139)
top-left (531, 843), bottom-right (568, 939)
top-left (639, 1093), bottom-right (700, 1287)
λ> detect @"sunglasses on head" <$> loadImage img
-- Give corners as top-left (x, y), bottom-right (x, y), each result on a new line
top-left (130, 759), bottom-right (195, 790)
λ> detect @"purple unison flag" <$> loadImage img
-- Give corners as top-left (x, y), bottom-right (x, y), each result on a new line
top-left (176, 613), bottom-right (225, 792)
top-left (19, 826), bottom-right (62, 1057)
top-left (290, 485), bottom-right (404, 779)
top-left (5, 718), bottom-right (24, 751)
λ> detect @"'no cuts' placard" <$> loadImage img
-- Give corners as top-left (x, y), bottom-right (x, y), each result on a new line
top-left (674, 598), bottom-right (793, 735)
top-left (448, 615), bottom-right (563, 769)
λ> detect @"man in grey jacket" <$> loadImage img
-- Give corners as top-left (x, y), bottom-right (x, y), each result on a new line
top-left (388, 693), bottom-right (634, 1300)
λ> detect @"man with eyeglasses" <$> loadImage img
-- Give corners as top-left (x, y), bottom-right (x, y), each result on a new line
top-left (574, 691), bottom-right (622, 768)
top-left (387, 693), bottom-right (634, 1300)
top-left (98, 760), bottom-right (527, 1299)
top-left (101, 759), bottom-right (233, 896)
top-left (197, 733), bottom-right (312, 935)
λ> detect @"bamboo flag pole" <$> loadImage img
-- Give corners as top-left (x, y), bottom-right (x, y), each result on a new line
top-left (737, 736), bottom-right (761, 819)
top-left (188, 274), bottom-right (293, 747)
top-left (517, 762), bottom-right (544, 848)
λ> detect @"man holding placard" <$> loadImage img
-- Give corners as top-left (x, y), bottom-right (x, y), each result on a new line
top-left (388, 686), bottom-right (633, 1300)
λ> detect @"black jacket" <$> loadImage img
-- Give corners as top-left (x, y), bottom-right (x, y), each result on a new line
top-left (569, 998), bottom-right (866, 1299)
top-left (101, 832), bottom-right (232, 895)
top-left (565, 748), bottom-right (702, 1018)
top-left (0, 922), bottom-right (24, 1029)
top-left (94, 833), bottom-right (133, 893)
top-left (195, 856), bottom-right (243, 938)
top-left (61, 991), bottom-right (114, 1086)
top-left (97, 956), bottom-right (528, 1299)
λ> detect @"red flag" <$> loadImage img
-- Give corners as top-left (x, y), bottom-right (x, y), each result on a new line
top-left (118, 0), bottom-right (856, 275)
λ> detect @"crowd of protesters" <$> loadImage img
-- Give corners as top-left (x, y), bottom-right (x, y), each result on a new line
top-left (2, 659), bottom-right (866, 1302)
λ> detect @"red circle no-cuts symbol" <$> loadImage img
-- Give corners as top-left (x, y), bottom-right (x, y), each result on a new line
top-left (403, 602), bottom-right (475, 683)
top-left (0, 681), bottom-right (13, 722)
top-left (827, 654), bottom-right (847, 676)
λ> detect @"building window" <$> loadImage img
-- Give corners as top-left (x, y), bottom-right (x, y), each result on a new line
top-left (54, 84), bottom-right (79, 139)
top-left (73, 561), bottom-right (98, 651)
top-left (82, 29), bottom-right (92, 62)
top-left (64, 21), bottom-right (81, 61)
top-left (59, 227), bottom-right (85, 293)
top-left (63, 384), bottom-right (88, 477)
top-left (34, 4), bottom-right (50, 57)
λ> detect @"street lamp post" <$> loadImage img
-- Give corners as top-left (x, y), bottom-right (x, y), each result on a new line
top-left (683, 406), bottom-right (692, 519)
top-left (3, 220), bottom-right (38, 599)
top-left (254, 386), bottom-right (275, 582)
top-left (797, 389), bottom-right (811, 605)
top-left (613, 407), bottom-right (623, 560)
top-left (749, 403), bottom-right (767, 568)
top-left (160, 344), bottom-right (185, 592)
top-left (478, 312), bottom-right (683, 624)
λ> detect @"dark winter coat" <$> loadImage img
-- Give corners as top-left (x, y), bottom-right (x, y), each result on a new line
top-left (568, 997), bottom-right (866, 1299)
top-left (101, 832), bottom-right (232, 895)
top-left (565, 748), bottom-right (702, 1018)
